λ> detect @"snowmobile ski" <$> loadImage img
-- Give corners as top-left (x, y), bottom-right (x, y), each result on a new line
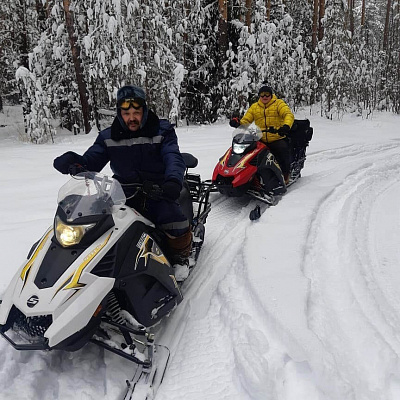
top-left (248, 173), bottom-right (300, 220)
top-left (246, 189), bottom-right (277, 205)
top-left (123, 344), bottom-right (170, 400)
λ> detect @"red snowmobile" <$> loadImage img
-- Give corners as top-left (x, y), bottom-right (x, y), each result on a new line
top-left (212, 120), bottom-right (313, 219)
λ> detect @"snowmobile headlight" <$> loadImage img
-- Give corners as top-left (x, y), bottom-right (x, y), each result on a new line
top-left (55, 216), bottom-right (95, 247)
top-left (232, 143), bottom-right (250, 154)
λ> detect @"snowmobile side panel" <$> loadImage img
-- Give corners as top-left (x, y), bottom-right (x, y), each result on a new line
top-left (0, 227), bottom-right (54, 324)
top-left (113, 223), bottom-right (183, 327)
top-left (45, 275), bottom-right (114, 347)
top-left (0, 270), bottom-right (23, 325)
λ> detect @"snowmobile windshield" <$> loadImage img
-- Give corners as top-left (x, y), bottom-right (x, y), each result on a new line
top-left (57, 172), bottom-right (126, 221)
top-left (231, 123), bottom-right (262, 154)
top-left (232, 123), bottom-right (263, 143)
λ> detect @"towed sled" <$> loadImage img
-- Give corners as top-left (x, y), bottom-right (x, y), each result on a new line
top-left (0, 153), bottom-right (211, 399)
top-left (211, 120), bottom-right (313, 219)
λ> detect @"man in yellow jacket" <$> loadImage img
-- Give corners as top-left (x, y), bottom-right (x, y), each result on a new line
top-left (230, 85), bottom-right (294, 184)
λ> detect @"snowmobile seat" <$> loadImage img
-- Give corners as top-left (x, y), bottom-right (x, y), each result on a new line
top-left (178, 180), bottom-right (194, 223)
top-left (288, 119), bottom-right (313, 171)
top-left (181, 153), bottom-right (198, 169)
top-left (289, 119), bottom-right (313, 147)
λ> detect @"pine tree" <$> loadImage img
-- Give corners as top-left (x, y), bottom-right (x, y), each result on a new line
top-left (318, 0), bottom-right (353, 117)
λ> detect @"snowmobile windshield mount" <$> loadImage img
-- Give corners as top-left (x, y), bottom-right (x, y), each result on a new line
top-left (57, 172), bottom-right (126, 221)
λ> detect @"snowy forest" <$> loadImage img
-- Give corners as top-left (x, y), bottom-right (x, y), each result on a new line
top-left (0, 0), bottom-right (399, 143)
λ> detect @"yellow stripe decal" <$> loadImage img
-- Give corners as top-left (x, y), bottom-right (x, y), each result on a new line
top-left (234, 150), bottom-right (256, 171)
top-left (51, 273), bottom-right (74, 300)
top-left (20, 229), bottom-right (53, 282)
top-left (63, 232), bottom-right (112, 291)
top-left (219, 150), bottom-right (230, 167)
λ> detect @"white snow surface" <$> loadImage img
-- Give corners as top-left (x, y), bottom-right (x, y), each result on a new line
top-left (1, 106), bottom-right (400, 399)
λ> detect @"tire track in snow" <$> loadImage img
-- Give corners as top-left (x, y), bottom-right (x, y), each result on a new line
top-left (303, 151), bottom-right (400, 399)
top-left (299, 142), bottom-right (400, 190)
top-left (157, 196), bottom-right (262, 399)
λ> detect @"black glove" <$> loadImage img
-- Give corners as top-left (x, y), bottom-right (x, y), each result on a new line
top-left (229, 117), bottom-right (240, 128)
top-left (277, 124), bottom-right (291, 136)
top-left (161, 180), bottom-right (182, 201)
top-left (142, 181), bottom-right (163, 200)
top-left (53, 151), bottom-right (84, 174)
top-left (68, 163), bottom-right (86, 176)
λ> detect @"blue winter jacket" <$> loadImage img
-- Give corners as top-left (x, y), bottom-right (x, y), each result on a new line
top-left (80, 110), bottom-right (186, 191)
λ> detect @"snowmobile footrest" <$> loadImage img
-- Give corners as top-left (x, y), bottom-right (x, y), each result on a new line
top-left (90, 337), bottom-right (152, 366)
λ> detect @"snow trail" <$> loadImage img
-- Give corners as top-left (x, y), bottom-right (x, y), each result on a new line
top-left (1, 112), bottom-right (400, 399)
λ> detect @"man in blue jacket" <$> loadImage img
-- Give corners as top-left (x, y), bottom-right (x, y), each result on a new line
top-left (53, 85), bottom-right (192, 281)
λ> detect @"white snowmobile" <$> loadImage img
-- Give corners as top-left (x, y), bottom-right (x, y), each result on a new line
top-left (0, 153), bottom-right (211, 399)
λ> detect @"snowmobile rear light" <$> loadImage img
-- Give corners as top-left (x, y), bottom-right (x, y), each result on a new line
top-left (232, 143), bottom-right (250, 154)
top-left (55, 216), bottom-right (95, 247)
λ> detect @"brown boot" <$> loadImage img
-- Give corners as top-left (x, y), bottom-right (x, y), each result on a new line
top-left (284, 173), bottom-right (290, 185)
top-left (165, 229), bottom-right (193, 281)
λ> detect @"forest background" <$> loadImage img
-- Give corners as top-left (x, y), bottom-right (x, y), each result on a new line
top-left (0, 0), bottom-right (399, 143)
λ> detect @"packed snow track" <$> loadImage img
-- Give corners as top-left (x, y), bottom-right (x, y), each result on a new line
top-left (1, 113), bottom-right (400, 399)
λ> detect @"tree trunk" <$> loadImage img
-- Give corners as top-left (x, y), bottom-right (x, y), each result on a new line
top-left (245, 0), bottom-right (252, 27)
top-left (18, 0), bottom-right (29, 68)
top-left (266, 0), bottom-right (271, 21)
top-left (361, 0), bottom-right (366, 26)
top-left (246, 0), bottom-right (252, 27)
top-left (63, 0), bottom-right (91, 134)
top-left (218, 0), bottom-right (228, 59)
top-left (312, 0), bottom-right (319, 49)
top-left (318, 0), bottom-right (325, 41)
top-left (383, 0), bottom-right (392, 50)
top-left (348, 0), bottom-right (354, 40)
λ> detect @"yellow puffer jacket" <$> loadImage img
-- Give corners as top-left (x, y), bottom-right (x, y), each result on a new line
top-left (240, 95), bottom-right (294, 143)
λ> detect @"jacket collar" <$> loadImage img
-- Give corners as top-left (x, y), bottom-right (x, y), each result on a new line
top-left (111, 109), bottom-right (160, 141)
top-left (257, 94), bottom-right (277, 108)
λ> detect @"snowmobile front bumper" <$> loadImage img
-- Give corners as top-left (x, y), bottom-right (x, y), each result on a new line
top-left (215, 181), bottom-right (252, 197)
top-left (217, 184), bottom-right (248, 197)
top-left (213, 174), bottom-right (253, 197)
top-left (0, 325), bottom-right (50, 350)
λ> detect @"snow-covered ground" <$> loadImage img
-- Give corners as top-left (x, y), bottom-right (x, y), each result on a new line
top-left (1, 106), bottom-right (400, 399)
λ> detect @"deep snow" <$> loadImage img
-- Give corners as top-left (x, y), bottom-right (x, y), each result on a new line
top-left (0, 106), bottom-right (400, 399)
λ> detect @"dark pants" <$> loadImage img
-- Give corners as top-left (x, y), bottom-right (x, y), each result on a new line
top-left (267, 138), bottom-right (291, 175)
top-left (126, 194), bottom-right (189, 237)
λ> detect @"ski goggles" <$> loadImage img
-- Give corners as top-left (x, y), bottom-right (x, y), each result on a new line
top-left (118, 97), bottom-right (145, 110)
top-left (259, 92), bottom-right (272, 98)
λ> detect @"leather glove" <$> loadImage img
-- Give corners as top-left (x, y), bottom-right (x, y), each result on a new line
top-left (229, 117), bottom-right (240, 128)
top-left (161, 180), bottom-right (182, 201)
top-left (53, 151), bottom-right (83, 174)
top-left (277, 124), bottom-right (291, 136)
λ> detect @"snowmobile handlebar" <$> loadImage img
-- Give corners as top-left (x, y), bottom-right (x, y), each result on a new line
top-left (121, 181), bottom-right (173, 202)
top-left (262, 127), bottom-right (279, 134)
top-left (67, 165), bottom-right (175, 202)
top-left (262, 126), bottom-right (289, 136)
top-left (141, 181), bottom-right (165, 200)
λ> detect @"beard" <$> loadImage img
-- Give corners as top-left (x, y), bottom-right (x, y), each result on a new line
top-left (126, 120), bottom-right (140, 131)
